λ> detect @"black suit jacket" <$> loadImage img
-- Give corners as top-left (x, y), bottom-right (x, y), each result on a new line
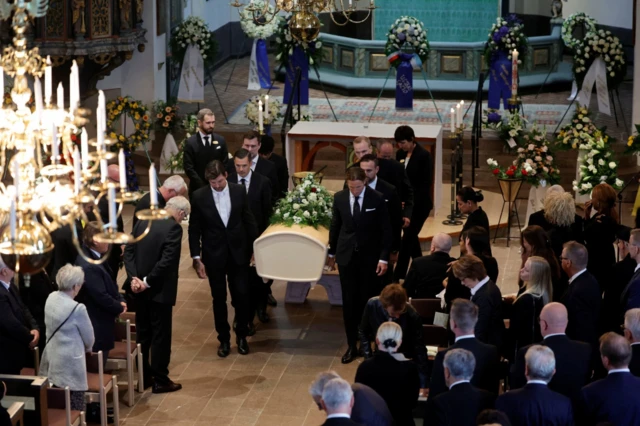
top-left (49, 221), bottom-right (82, 282)
top-left (124, 217), bottom-right (182, 306)
top-left (0, 406), bottom-right (9, 426)
top-left (462, 207), bottom-right (490, 235)
top-left (506, 293), bottom-right (543, 358)
top-left (601, 255), bottom-right (636, 334)
top-left (188, 183), bottom-right (259, 267)
top-left (183, 132), bottom-right (228, 194)
top-left (511, 334), bottom-right (592, 403)
top-left (371, 178), bottom-right (402, 252)
top-left (621, 268), bottom-right (640, 312)
top-left (496, 383), bottom-right (574, 426)
top-left (472, 280), bottom-right (505, 349)
top-left (265, 152), bottom-right (289, 199)
top-left (0, 283), bottom-right (39, 374)
top-left (132, 190), bottom-right (167, 231)
top-left (429, 337), bottom-right (500, 399)
top-left (328, 187), bottom-right (392, 266)
top-left (630, 344), bottom-right (640, 377)
top-left (321, 418), bottom-right (361, 426)
top-left (88, 196), bottom-right (124, 282)
top-left (430, 382), bottom-right (495, 426)
top-left (351, 383), bottom-right (393, 426)
top-left (580, 371), bottom-right (640, 426)
top-left (377, 158), bottom-right (414, 219)
top-left (562, 271), bottom-right (601, 348)
top-left (228, 172), bottom-right (272, 234)
top-left (404, 251), bottom-right (455, 299)
top-left (528, 211), bottom-right (584, 258)
top-left (253, 156), bottom-right (279, 202)
top-left (395, 142), bottom-right (433, 214)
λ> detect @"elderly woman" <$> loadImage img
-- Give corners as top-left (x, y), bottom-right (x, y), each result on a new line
top-left (39, 264), bottom-right (94, 411)
top-left (355, 322), bottom-right (420, 426)
top-left (75, 222), bottom-right (126, 361)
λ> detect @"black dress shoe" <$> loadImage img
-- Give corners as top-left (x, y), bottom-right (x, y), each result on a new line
top-left (257, 307), bottom-right (270, 323)
top-left (152, 380), bottom-right (182, 394)
top-left (218, 341), bottom-right (231, 358)
top-left (142, 377), bottom-right (154, 390)
top-left (237, 337), bottom-right (250, 355)
top-left (341, 346), bottom-right (358, 364)
top-left (247, 322), bottom-right (256, 336)
top-left (267, 294), bottom-right (277, 307)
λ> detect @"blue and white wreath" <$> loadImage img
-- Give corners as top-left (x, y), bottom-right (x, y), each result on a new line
top-left (239, 0), bottom-right (279, 40)
top-left (384, 16), bottom-right (429, 69)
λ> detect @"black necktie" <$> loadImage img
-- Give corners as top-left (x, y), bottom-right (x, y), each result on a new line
top-left (203, 136), bottom-right (210, 147)
top-left (240, 178), bottom-right (247, 192)
top-left (353, 195), bottom-right (361, 224)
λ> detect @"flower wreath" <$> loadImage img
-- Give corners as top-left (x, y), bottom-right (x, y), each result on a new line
top-left (106, 96), bottom-right (151, 150)
top-left (384, 16), bottom-right (429, 69)
top-left (240, 1), bottom-right (279, 40)
top-left (274, 16), bottom-right (323, 67)
top-left (573, 131), bottom-right (623, 195)
top-left (170, 16), bottom-right (218, 69)
top-left (561, 12), bottom-right (598, 50)
top-left (483, 14), bottom-right (528, 66)
top-left (245, 94), bottom-right (282, 126)
top-left (555, 106), bottom-right (600, 150)
top-left (573, 29), bottom-right (626, 90)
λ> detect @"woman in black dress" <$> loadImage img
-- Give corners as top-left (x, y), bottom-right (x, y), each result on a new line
top-left (528, 191), bottom-right (584, 258)
top-left (518, 225), bottom-right (563, 299)
top-left (458, 186), bottom-right (490, 235)
top-left (464, 226), bottom-right (498, 281)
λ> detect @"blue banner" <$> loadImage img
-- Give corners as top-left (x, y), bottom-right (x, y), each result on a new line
top-left (283, 46), bottom-right (309, 106)
top-left (256, 39), bottom-right (271, 89)
top-left (123, 148), bottom-right (139, 192)
top-left (488, 51), bottom-right (512, 110)
top-left (396, 53), bottom-right (414, 110)
top-left (264, 124), bottom-right (272, 136)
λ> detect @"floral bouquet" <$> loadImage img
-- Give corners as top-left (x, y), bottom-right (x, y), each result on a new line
top-left (291, 106), bottom-right (313, 123)
top-left (170, 16), bottom-right (218, 68)
top-left (481, 110), bottom-right (503, 130)
top-left (513, 126), bottom-right (560, 186)
top-left (245, 94), bottom-right (282, 126)
top-left (270, 173), bottom-right (333, 229)
top-left (573, 132), bottom-right (623, 195)
top-left (240, 0), bottom-right (279, 39)
top-left (626, 124), bottom-right (640, 155)
top-left (555, 106), bottom-right (600, 150)
top-left (384, 16), bottom-right (429, 69)
top-left (562, 13), bottom-right (597, 51)
top-left (274, 16), bottom-right (323, 67)
top-left (165, 114), bottom-right (197, 173)
top-left (153, 100), bottom-right (180, 133)
top-left (573, 29), bottom-right (626, 90)
top-left (487, 158), bottom-right (527, 180)
top-left (483, 14), bottom-right (528, 66)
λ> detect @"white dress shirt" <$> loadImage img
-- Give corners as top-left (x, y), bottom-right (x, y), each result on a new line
top-left (635, 263), bottom-right (640, 273)
top-left (527, 380), bottom-right (548, 385)
top-left (326, 414), bottom-right (351, 419)
top-left (0, 280), bottom-right (9, 291)
top-left (568, 268), bottom-right (587, 284)
top-left (349, 191), bottom-right (364, 215)
top-left (90, 248), bottom-right (103, 259)
top-left (238, 170), bottom-right (252, 193)
top-left (543, 333), bottom-right (566, 339)
top-left (454, 334), bottom-right (475, 343)
top-left (608, 368), bottom-right (631, 375)
top-left (449, 379), bottom-right (470, 389)
top-left (251, 155), bottom-right (259, 171)
top-left (368, 176), bottom-right (378, 190)
top-left (212, 184), bottom-right (231, 227)
top-left (470, 276), bottom-right (490, 296)
top-left (199, 131), bottom-right (212, 146)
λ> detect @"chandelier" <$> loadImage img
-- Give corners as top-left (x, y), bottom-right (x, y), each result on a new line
top-left (0, 2), bottom-right (169, 279)
top-left (230, 0), bottom-right (376, 42)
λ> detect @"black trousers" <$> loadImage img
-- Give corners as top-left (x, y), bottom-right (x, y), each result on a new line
top-left (394, 208), bottom-right (430, 281)
top-left (206, 260), bottom-right (250, 342)
top-left (339, 251), bottom-right (380, 345)
top-left (249, 267), bottom-right (269, 318)
top-left (136, 300), bottom-right (173, 385)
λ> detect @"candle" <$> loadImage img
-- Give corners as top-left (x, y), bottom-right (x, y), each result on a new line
top-left (10, 199), bottom-right (16, 241)
top-left (13, 159), bottom-right (19, 194)
top-left (0, 65), bottom-right (4, 103)
top-left (45, 56), bottom-right (52, 105)
top-left (258, 100), bottom-right (263, 132)
top-left (98, 90), bottom-right (106, 121)
top-left (57, 82), bottom-right (64, 109)
top-left (96, 106), bottom-right (104, 149)
top-left (34, 77), bottom-right (43, 124)
top-left (149, 164), bottom-right (158, 206)
top-left (51, 123), bottom-right (58, 163)
top-left (456, 103), bottom-right (461, 128)
top-left (264, 95), bottom-right (269, 120)
top-left (511, 49), bottom-right (519, 97)
top-left (73, 148), bottom-right (81, 195)
top-left (71, 60), bottom-right (79, 110)
top-left (100, 158), bottom-right (107, 183)
top-left (81, 128), bottom-right (89, 172)
top-left (69, 67), bottom-right (75, 114)
top-left (118, 149), bottom-right (127, 191)
top-left (108, 185), bottom-right (117, 230)
top-left (450, 108), bottom-right (455, 133)
top-left (349, 0), bottom-right (352, 6)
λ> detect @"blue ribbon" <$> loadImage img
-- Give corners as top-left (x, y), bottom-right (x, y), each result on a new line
top-left (488, 51), bottom-right (512, 110)
top-left (256, 39), bottom-right (271, 89)
top-left (264, 124), bottom-right (272, 136)
top-left (396, 53), bottom-right (414, 110)
top-left (283, 46), bottom-right (310, 105)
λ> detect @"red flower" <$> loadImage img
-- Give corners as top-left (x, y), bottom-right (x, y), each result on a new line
top-left (506, 169), bottom-right (514, 177)
top-left (492, 168), bottom-right (500, 175)
top-left (521, 169), bottom-right (528, 176)
top-left (311, 187), bottom-right (317, 192)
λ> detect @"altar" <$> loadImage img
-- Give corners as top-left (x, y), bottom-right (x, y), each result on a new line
top-left (285, 121), bottom-right (443, 212)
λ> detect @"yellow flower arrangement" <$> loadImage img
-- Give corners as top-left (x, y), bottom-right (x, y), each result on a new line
top-left (626, 124), bottom-right (640, 154)
top-left (153, 100), bottom-right (180, 134)
top-left (105, 96), bottom-right (150, 150)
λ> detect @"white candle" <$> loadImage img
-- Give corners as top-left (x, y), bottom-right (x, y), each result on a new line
top-left (511, 49), bottom-right (519, 97)
top-left (98, 90), bottom-right (106, 122)
top-left (69, 67), bottom-right (75, 114)
top-left (258, 100), bottom-right (263, 132)
top-left (450, 108), bottom-right (455, 133)
top-left (0, 65), bottom-right (4, 103)
top-left (108, 185), bottom-right (117, 230)
top-left (149, 164), bottom-right (158, 206)
top-left (118, 149), bottom-right (127, 191)
top-left (10, 199), bottom-right (16, 241)
top-left (45, 56), bottom-right (52, 105)
top-left (51, 123), bottom-right (58, 163)
top-left (57, 82), bottom-right (64, 109)
top-left (13, 159), bottom-right (19, 194)
top-left (264, 95), bottom-right (269, 120)
top-left (71, 60), bottom-right (80, 110)
top-left (34, 77), bottom-right (43, 124)
top-left (96, 106), bottom-right (104, 149)
top-left (81, 128), bottom-right (89, 171)
top-left (73, 148), bottom-right (81, 195)
top-left (100, 158), bottom-right (107, 183)
top-left (456, 103), bottom-right (461, 127)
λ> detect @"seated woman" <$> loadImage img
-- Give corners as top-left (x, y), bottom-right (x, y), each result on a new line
top-left (358, 284), bottom-right (427, 390)
top-left (518, 226), bottom-right (562, 300)
top-left (464, 226), bottom-right (499, 282)
top-left (39, 264), bottom-right (95, 411)
top-left (355, 322), bottom-right (420, 426)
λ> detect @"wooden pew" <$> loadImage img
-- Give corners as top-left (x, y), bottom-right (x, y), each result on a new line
top-left (0, 374), bottom-right (49, 426)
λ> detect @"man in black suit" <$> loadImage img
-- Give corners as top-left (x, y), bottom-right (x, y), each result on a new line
top-left (429, 299), bottom-right (501, 399)
top-left (240, 130), bottom-right (279, 201)
top-left (620, 228), bottom-right (640, 311)
top-left (429, 348), bottom-right (495, 426)
top-left (511, 302), bottom-right (592, 404)
top-left (560, 241), bottom-right (601, 351)
top-left (393, 125), bottom-right (433, 281)
top-left (579, 332), bottom-right (640, 426)
top-left (320, 378), bottom-right (361, 426)
top-left (183, 108), bottom-right (229, 196)
top-left (0, 255), bottom-right (39, 374)
top-left (497, 345), bottom-right (574, 426)
top-left (131, 175), bottom-right (187, 231)
top-left (309, 371), bottom-right (393, 426)
top-left (124, 196), bottom-right (190, 394)
top-left (623, 308), bottom-right (640, 376)
top-left (259, 135), bottom-right (289, 200)
top-left (228, 149), bottom-right (273, 325)
top-left (188, 160), bottom-right (259, 357)
top-left (404, 233), bottom-right (455, 298)
top-left (326, 167), bottom-right (392, 364)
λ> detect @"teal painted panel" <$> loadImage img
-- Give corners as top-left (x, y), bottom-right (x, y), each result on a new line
top-left (374, 0), bottom-right (499, 42)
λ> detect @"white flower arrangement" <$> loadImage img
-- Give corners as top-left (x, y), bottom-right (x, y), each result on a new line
top-left (573, 133), bottom-right (622, 194)
top-left (289, 106), bottom-right (313, 123)
top-left (562, 13), bottom-right (598, 50)
top-left (555, 106), bottom-right (601, 150)
top-left (171, 17), bottom-right (217, 67)
top-left (573, 29), bottom-right (626, 88)
top-left (271, 173), bottom-right (333, 229)
top-left (384, 16), bottom-right (429, 69)
top-left (240, 1), bottom-right (279, 40)
top-left (245, 94), bottom-right (282, 126)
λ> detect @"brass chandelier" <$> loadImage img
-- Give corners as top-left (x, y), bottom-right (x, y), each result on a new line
top-left (0, 1), bottom-right (169, 278)
top-left (231, 0), bottom-right (376, 42)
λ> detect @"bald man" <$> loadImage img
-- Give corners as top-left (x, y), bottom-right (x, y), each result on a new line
top-left (511, 302), bottom-right (592, 405)
top-left (403, 233), bottom-right (454, 299)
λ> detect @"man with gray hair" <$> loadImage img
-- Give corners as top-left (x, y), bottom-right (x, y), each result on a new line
top-left (623, 308), bottom-right (640, 376)
top-left (428, 349), bottom-right (495, 426)
top-left (132, 174), bottom-right (187, 230)
top-left (124, 196), bottom-right (191, 394)
top-left (320, 378), bottom-right (359, 426)
top-left (183, 108), bottom-right (229, 195)
top-left (497, 345), bottom-right (573, 426)
top-left (309, 371), bottom-right (392, 426)
top-left (403, 233), bottom-right (455, 298)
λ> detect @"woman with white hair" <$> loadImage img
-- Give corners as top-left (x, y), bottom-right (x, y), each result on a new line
top-left (355, 322), bottom-right (420, 425)
top-left (39, 264), bottom-right (95, 411)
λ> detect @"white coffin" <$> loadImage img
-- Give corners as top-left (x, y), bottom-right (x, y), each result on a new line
top-left (254, 224), bottom-right (329, 282)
